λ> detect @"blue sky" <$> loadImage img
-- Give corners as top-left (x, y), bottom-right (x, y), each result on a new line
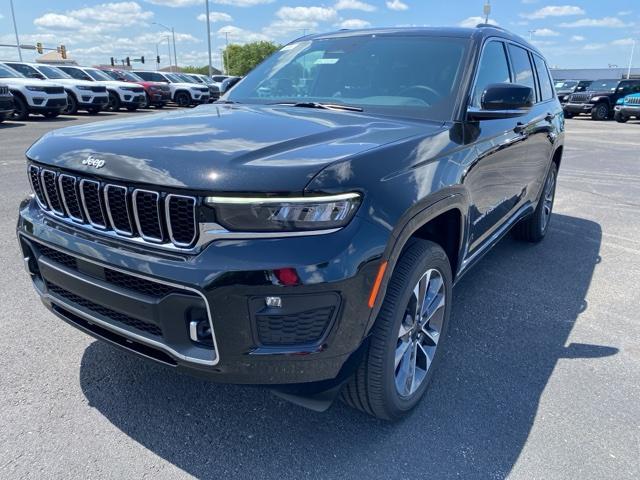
top-left (0, 1), bottom-right (638, 69)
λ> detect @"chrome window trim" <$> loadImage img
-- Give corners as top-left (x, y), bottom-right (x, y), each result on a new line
top-left (165, 194), bottom-right (197, 247)
top-left (132, 189), bottom-right (164, 243)
top-left (40, 169), bottom-right (65, 217)
top-left (28, 165), bottom-right (49, 210)
top-left (104, 184), bottom-right (134, 237)
top-left (30, 249), bottom-right (219, 366)
top-left (57, 174), bottom-right (84, 223)
top-left (79, 179), bottom-right (108, 230)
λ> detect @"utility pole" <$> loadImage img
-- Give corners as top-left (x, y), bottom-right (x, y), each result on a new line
top-left (628, 40), bottom-right (636, 80)
top-left (224, 31), bottom-right (230, 75)
top-left (528, 30), bottom-right (537, 41)
top-left (205, 0), bottom-right (213, 77)
top-left (171, 27), bottom-right (178, 70)
top-left (9, 0), bottom-right (23, 61)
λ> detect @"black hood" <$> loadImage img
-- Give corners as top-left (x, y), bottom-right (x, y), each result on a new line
top-left (26, 104), bottom-right (432, 193)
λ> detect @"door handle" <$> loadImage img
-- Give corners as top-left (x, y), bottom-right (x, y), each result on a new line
top-left (545, 112), bottom-right (556, 122)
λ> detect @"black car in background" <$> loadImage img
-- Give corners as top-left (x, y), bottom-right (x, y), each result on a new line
top-left (565, 78), bottom-right (640, 120)
top-left (18, 26), bottom-right (564, 420)
top-left (0, 84), bottom-right (14, 122)
top-left (554, 79), bottom-right (591, 109)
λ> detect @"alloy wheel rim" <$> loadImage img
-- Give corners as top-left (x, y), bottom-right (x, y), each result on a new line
top-left (541, 169), bottom-right (556, 231)
top-left (394, 268), bottom-right (446, 398)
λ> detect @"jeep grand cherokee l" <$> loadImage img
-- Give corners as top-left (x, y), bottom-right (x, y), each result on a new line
top-left (99, 68), bottom-right (171, 108)
top-left (132, 71), bottom-right (209, 106)
top-left (0, 63), bottom-right (67, 120)
top-left (18, 26), bottom-right (564, 420)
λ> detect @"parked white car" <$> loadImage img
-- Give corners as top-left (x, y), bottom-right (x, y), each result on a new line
top-left (0, 63), bottom-right (67, 120)
top-left (132, 71), bottom-right (209, 106)
top-left (56, 66), bottom-right (145, 111)
top-left (3, 62), bottom-right (108, 115)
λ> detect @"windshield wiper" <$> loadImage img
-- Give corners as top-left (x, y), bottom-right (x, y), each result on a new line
top-left (270, 101), bottom-right (363, 112)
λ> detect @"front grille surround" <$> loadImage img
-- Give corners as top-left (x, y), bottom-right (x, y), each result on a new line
top-left (626, 96), bottom-right (640, 105)
top-left (569, 93), bottom-right (590, 103)
top-left (28, 164), bottom-right (199, 249)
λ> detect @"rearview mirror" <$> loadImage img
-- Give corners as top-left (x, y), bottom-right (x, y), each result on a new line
top-left (468, 83), bottom-right (534, 120)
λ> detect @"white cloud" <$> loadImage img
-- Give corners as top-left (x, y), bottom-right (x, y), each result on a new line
top-left (617, 11), bottom-right (633, 16)
top-left (34, 13), bottom-right (84, 30)
top-left (339, 18), bottom-right (371, 29)
top-left (521, 0), bottom-right (538, 4)
top-left (34, 2), bottom-right (154, 33)
top-left (144, 0), bottom-right (202, 6)
top-left (522, 5), bottom-right (585, 20)
top-left (583, 43), bottom-right (606, 50)
top-left (386, 0), bottom-right (408, 11)
top-left (570, 35), bottom-right (585, 42)
top-left (459, 16), bottom-right (498, 28)
top-left (276, 6), bottom-right (337, 22)
top-left (197, 12), bottom-right (233, 22)
top-left (611, 38), bottom-right (635, 46)
top-left (533, 28), bottom-right (560, 37)
top-left (217, 25), bottom-right (271, 42)
top-left (335, 0), bottom-right (376, 12)
top-left (211, 0), bottom-right (274, 6)
top-left (559, 17), bottom-right (630, 28)
top-left (0, 14), bottom-right (4, 20)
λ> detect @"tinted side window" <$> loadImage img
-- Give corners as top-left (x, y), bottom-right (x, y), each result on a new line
top-left (507, 44), bottom-right (536, 98)
top-left (533, 54), bottom-right (554, 101)
top-left (8, 64), bottom-right (37, 77)
top-left (61, 68), bottom-right (91, 81)
top-left (472, 41), bottom-right (511, 108)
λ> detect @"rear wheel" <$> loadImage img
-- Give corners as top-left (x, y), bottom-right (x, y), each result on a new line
top-left (590, 103), bottom-right (609, 121)
top-left (63, 92), bottom-right (78, 115)
top-left (341, 239), bottom-right (452, 420)
top-left (563, 111), bottom-right (574, 119)
top-left (11, 95), bottom-right (28, 121)
top-left (512, 163), bottom-right (558, 243)
top-left (107, 91), bottom-right (120, 111)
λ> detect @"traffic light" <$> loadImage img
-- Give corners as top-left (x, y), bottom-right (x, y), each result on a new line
top-left (110, 57), bottom-right (115, 66)
top-left (140, 56), bottom-right (145, 64)
top-left (36, 42), bottom-right (43, 54)
top-left (156, 55), bottom-right (160, 64)
top-left (60, 45), bottom-right (67, 59)
top-left (126, 57), bottom-right (130, 67)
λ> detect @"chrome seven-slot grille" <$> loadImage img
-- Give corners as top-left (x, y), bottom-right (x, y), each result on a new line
top-left (569, 93), bottom-right (589, 103)
top-left (0, 86), bottom-right (8, 95)
top-left (626, 96), bottom-right (640, 105)
top-left (28, 164), bottom-right (198, 248)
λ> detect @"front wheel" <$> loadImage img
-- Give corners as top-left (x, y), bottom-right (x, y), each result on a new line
top-left (591, 103), bottom-right (609, 121)
top-left (614, 111), bottom-right (628, 123)
top-left (563, 111), bottom-right (574, 119)
top-left (175, 92), bottom-right (191, 107)
top-left (11, 95), bottom-right (29, 121)
top-left (107, 91), bottom-right (120, 111)
top-left (341, 239), bottom-right (452, 420)
top-left (512, 163), bottom-right (558, 242)
top-left (63, 93), bottom-right (78, 115)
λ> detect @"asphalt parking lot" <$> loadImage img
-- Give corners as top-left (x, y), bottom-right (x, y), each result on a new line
top-left (1, 111), bottom-right (639, 479)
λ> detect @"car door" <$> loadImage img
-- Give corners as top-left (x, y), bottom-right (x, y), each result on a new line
top-left (463, 40), bottom-right (531, 254)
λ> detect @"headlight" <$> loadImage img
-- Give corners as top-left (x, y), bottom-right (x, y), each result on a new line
top-left (77, 86), bottom-right (93, 90)
top-left (590, 96), bottom-right (601, 102)
top-left (190, 86), bottom-right (201, 91)
top-left (562, 95), bottom-right (569, 101)
top-left (26, 86), bottom-right (46, 91)
top-left (119, 86), bottom-right (136, 91)
top-left (205, 193), bottom-right (361, 232)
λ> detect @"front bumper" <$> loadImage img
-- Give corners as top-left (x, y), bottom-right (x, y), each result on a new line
top-left (78, 95), bottom-right (109, 108)
top-left (17, 198), bottom-right (386, 385)
top-left (119, 93), bottom-right (145, 107)
top-left (191, 94), bottom-right (210, 104)
top-left (616, 105), bottom-right (640, 116)
top-left (148, 91), bottom-right (171, 104)
top-left (28, 96), bottom-right (68, 111)
top-left (564, 102), bottom-right (594, 114)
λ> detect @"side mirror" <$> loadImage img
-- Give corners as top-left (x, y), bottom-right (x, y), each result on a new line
top-left (468, 83), bottom-right (534, 120)
top-left (29, 72), bottom-right (45, 80)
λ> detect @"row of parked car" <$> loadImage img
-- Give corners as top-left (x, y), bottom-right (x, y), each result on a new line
top-left (0, 60), bottom-right (241, 122)
top-left (556, 77), bottom-right (640, 123)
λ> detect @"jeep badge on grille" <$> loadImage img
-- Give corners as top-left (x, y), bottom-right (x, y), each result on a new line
top-left (82, 156), bottom-right (105, 169)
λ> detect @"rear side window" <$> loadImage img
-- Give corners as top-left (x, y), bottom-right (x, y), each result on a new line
top-left (61, 68), bottom-right (91, 81)
top-left (472, 41), bottom-right (511, 108)
top-left (7, 64), bottom-right (37, 77)
top-left (508, 44), bottom-right (536, 97)
top-left (533, 54), bottom-right (554, 101)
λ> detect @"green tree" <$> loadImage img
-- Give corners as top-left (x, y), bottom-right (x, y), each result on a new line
top-left (182, 65), bottom-right (221, 75)
top-left (223, 41), bottom-right (280, 76)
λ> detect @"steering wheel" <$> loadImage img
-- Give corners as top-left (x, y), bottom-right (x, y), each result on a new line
top-left (397, 85), bottom-right (442, 106)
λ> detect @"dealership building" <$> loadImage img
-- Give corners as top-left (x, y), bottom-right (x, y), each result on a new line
top-left (551, 67), bottom-right (640, 81)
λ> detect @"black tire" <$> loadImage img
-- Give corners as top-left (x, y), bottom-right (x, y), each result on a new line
top-left (341, 239), bottom-right (452, 420)
top-left (590, 103), bottom-right (609, 121)
top-left (175, 91), bottom-right (191, 107)
top-left (512, 163), bottom-right (558, 243)
top-left (614, 111), bottom-right (628, 123)
top-left (143, 93), bottom-right (151, 108)
top-left (11, 95), bottom-right (29, 121)
top-left (107, 91), bottom-right (120, 111)
top-left (563, 111), bottom-right (574, 119)
top-left (42, 111), bottom-right (60, 119)
top-left (63, 92), bottom-right (78, 115)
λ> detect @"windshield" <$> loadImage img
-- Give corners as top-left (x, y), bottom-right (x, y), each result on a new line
top-left (0, 64), bottom-right (22, 78)
top-left (199, 76), bottom-right (214, 85)
top-left (165, 73), bottom-right (183, 83)
top-left (85, 69), bottom-right (113, 81)
top-left (555, 80), bottom-right (577, 90)
top-left (181, 74), bottom-right (200, 83)
top-left (226, 35), bottom-right (469, 120)
top-left (36, 65), bottom-right (70, 79)
top-left (588, 80), bottom-right (619, 91)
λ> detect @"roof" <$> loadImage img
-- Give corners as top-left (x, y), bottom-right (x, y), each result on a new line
top-left (34, 51), bottom-right (77, 65)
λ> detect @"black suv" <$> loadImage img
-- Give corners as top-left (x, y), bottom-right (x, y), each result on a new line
top-left (554, 79), bottom-right (591, 110)
top-left (565, 78), bottom-right (640, 120)
top-left (17, 26), bottom-right (564, 420)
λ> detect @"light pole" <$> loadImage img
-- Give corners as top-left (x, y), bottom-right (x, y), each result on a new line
top-left (528, 30), bottom-right (537, 41)
top-left (628, 40), bottom-right (636, 80)
top-left (483, 0), bottom-right (491, 24)
top-left (204, 0), bottom-right (213, 77)
top-left (154, 22), bottom-right (178, 71)
top-left (224, 31), bottom-right (230, 75)
top-left (9, 0), bottom-right (22, 61)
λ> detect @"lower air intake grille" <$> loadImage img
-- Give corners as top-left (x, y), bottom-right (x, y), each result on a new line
top-left (256, 306), bottom-right (335, 346)
top-left (46, 281), bottom-right (163, 337)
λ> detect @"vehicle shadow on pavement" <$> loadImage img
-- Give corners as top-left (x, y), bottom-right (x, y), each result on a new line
top-left (79, 213), bottom-right (614, 479)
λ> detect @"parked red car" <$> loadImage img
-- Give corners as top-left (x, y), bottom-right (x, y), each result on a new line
top-left (99, 68), bottom-right (171, 108)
